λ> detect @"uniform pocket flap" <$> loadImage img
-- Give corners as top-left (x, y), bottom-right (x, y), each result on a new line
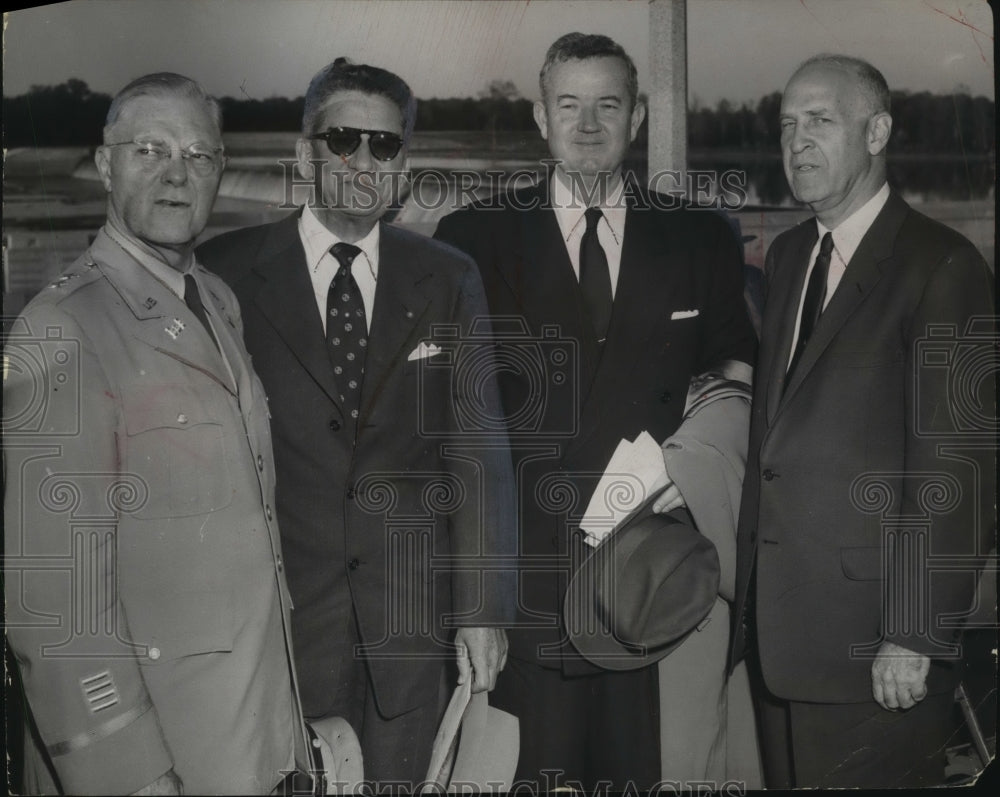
top-left (122, 384), bottom-right (218, 434)
top-left (138, 589), bottom-right (236, 664)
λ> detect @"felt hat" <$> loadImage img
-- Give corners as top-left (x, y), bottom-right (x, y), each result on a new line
top-left (564, 491), bottom-right (720, 671)
top-left (424, 679), bottom-right (519, 792)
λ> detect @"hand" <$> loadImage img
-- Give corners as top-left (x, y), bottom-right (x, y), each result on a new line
top-left (132, 769), bottom-right (183, 795)
top-left (871, 641), bottom-right (930, 711)
top-left (455, 626), bottom-right (508, 693)
top-left (652, 481), bottom-right (686, 514)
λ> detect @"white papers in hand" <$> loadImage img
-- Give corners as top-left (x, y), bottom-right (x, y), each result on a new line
top-left (580, 431), bottom-right (669, 548)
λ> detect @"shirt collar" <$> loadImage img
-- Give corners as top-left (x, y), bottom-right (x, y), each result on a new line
top-left (299, 204), bottom-right (380, 276)
top-left (550, 171), bottom-right (627, 246)
top-left (103, 221), bottom-right (188, 298)
top-left (818, 183), bottom-right (890, 267)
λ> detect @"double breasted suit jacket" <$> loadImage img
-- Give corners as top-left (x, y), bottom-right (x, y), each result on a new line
top-left (197, 213), bottom-right (516, 720)
top-left (732, 192), bottom-right (996, 704)
top-left (435, 181), bottom-right (757, 672)
top-left (3, 230), bottom-right (306, 794)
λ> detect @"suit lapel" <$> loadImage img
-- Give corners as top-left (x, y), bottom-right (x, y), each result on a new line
top-left (765, 224), bottom-right (817, 424)
top-left (777, 192), bottom-right (907, 412)
top-left (573, 201), bottom-right (677, 450)
top-left (500, 184), bottom-right (600, 393)
top-left (250, 213), bottom-right (342, 406)
top-left (358, 223), bottom-right (432, 425)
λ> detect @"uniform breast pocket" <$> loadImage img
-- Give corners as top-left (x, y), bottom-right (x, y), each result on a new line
top-left (122, 384), bottom-right (234, 519)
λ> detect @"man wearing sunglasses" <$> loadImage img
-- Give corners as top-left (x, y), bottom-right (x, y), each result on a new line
top-left (198, 58), bottom-right (516, 784)
top-left (4, 73), bottom-right (313, 794)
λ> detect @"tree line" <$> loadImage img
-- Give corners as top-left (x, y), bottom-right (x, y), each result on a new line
top-left (4, 79), bottom-right (994, 155)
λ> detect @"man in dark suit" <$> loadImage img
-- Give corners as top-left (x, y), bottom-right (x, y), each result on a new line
top-left (197, 59), bottom-right (515, 784)
top-left (731, 55), bottom-right (996, 788)
top-left (435, 33), bottom-right (756, 789)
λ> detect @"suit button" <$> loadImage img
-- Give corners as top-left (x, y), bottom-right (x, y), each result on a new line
top-left (347, 486), bottom-right (356, 499)
top-left (348, 558), bottom-right (360, 570)
top-left (762, 469), bottom-right (776, 481)
top-left (266, 505), bottom-right (273, 520)
top-left (257, 454), bottom-right (264, 472)
top-left (148, 647), bottom-right (161, 661)
top-left (329, 419), bottom-right (341, 432)
top-left (660, 391), bottom-right (672, 403)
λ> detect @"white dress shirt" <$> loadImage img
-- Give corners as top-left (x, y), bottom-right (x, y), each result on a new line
top-left (787, 183), bottom-right (890, 371)
top-left (299, 204), bottom-right (380, 334)
top-left (550, 172), bottom-right (628, 298)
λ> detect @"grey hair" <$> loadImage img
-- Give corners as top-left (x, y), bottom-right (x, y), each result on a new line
top-left (104, 72), bottom-right (223, 142)
top-left (302, 57), bottom-right (417, 142)
top-left (793, 54), bottom-right (891, 115)
top-left (539, 33), bottom-right (639, 107)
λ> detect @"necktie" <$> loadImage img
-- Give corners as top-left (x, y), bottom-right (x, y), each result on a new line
top-left (183, 273), bottom-right (219, 351)
top-left (787, 231), bottom-right (834, 381)
top-left (579, 207), bottom-right (613, 342)
top-left (327, 243), bottom-right (368, 431)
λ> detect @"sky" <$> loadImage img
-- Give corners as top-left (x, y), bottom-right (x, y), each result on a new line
top-left (3, 0), bottom-right (994, 105)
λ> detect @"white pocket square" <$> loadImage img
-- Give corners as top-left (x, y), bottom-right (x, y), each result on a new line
top-left (407, 342), bottom-right (444, 361)
top-left (671, 309), bottom-right (699, 320)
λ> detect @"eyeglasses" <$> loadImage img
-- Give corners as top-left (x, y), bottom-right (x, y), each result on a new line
top-left (104, 139), bottom-right (226, 176)
top-left (308, 127), bottom-right (404, 162)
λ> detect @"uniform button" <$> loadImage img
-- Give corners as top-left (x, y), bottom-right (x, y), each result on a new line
top-left (762, 469), bottom-right (776, 481)
top-left (177, 413), bottom-right (188, 424)
top-left (148, 647), bottom-right (161, 661)
top-left (348, 558), bottom-right (360, 570)
top-left (347, 486), bottom-right (356, 499)
top-left (329, 419), bottom-right (341, 432)
top-left (266, 505), bottom-right (273, 520)
top-left (660, 391), bottom-right (672, 403)
top-left (257, 454), bottom-right (264, 472)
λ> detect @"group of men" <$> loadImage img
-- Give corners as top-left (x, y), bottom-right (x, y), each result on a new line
top-left (4, 30), bottom-right (993, 795)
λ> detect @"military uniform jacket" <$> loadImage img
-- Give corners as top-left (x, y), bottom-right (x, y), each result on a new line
top-left (4, 230), bottom-right (307, 794)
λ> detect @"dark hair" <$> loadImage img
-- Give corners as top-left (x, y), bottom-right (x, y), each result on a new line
top-left (302, 57), bottom-right (417, 141)
top-left (539, 33), bottom-right (639, 107)
top-left (794, 54), bottom-right (891, 115)
top-left (104, 72), bottom-right (222, 141)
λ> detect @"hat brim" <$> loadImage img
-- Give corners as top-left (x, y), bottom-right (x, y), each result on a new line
top-left (564, 489), bottom-right (719, 671)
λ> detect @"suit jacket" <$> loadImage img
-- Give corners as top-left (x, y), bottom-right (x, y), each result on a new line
top-left (731, 191), bottom-right (996, 703)
top-left (3, 230), bottom-right (307, 794)
top-left (435, 180), bottom-right (757, 673)
top-left (197, 214), bottom-right (516, 720)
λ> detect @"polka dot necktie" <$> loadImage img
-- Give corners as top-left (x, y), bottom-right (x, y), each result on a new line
top-left (327, 242), bottom-right (368, 431)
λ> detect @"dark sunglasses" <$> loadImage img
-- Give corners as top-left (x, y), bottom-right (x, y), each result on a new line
top-left (308, 126), bottom-right (404, 162)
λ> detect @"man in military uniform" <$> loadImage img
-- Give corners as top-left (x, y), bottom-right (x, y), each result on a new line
top-left (3, 73), bottom-right (311, 794)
